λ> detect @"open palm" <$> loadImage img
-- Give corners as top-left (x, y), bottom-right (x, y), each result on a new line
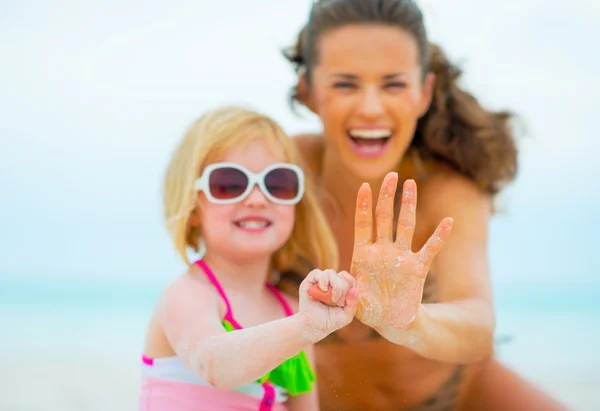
top-left (307, 173), bottom-right (453, 331)
top-left (350, 173), bottom-right (453, 332)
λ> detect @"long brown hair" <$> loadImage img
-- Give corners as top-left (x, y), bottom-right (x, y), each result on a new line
top-left (283, 0), bottom-right (517, 195)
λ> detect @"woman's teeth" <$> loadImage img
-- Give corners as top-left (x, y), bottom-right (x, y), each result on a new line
top-left (348, 129), bottom-right (392, 139)
top-left (347, 129), bottom-right (392, 156)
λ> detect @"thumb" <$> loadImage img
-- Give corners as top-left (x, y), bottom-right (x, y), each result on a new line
top-left (344, 287), bottom-right (359, 316)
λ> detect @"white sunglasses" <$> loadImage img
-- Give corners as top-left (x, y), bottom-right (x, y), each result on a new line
top-left (194, 162), bottom-right (305, 205)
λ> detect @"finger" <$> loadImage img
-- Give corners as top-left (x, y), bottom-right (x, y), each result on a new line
top-left (328, 273), bottom-right (347, 306)
top-left (343, 287), bottom-right (359, 316)
top-left (417, 217), bottom-right (454, 267)
top-left (338, 271), bottom-right (356, 288)
top-left (307, 271), bottom-right (353, 307)
top-left (395, 179), bottom-right (417, 250)
top-left (375, 172), bottom-right (399, 243)
top-left (306, 269), bottom-right (334, 305)
top-left (307, 285), bottom-right (335, 306)
top-left (299, 269), bottom-right (320, 293)
top-left (317, 271), bottom-right (329, 292)
top-left (354, 183), bottom-right (373, 247)
top-left (336, 272), bottom-right (355, 307)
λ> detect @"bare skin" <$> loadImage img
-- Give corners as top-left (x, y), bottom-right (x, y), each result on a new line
top-left (281, 22), bottom-right (568, 410)
top-left (142, 141), bottom-right (360, 410)
top-left (289, 134), bottom-right (569, 411)
top-left (144, 262), bottom-right (358, 411)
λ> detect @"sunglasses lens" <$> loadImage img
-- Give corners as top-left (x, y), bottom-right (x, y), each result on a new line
top-left (264, 168), bottom-right (300, 201)
top-left (208, 167), bottom-right (248, 200)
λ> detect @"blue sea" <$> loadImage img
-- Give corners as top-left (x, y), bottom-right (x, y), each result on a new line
top-left (1, 276), bottom-right (598, 410)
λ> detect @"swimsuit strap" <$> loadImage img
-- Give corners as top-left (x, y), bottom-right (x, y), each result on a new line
top-left (196, 260), bottom-right (315, 404)
top-left (195, 260), bottom-right (242, 329)
top-left (266, 283), bottom-right (294, 317)
top-left (195, 260), bottom-right (293, 326)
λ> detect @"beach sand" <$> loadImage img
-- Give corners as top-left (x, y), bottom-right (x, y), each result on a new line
top-left (0, 350), bottom-right (139, 411)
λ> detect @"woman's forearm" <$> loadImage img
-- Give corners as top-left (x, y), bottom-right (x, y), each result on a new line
top-left (379, 299), bottom-right (496, 363)
top-left (190, 313), bottom-right (323, 389)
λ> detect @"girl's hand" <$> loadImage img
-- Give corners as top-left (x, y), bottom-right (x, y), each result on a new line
top-left (298, 269), bottom-right (359, 339)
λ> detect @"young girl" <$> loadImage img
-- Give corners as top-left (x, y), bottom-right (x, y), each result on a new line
top-left (139, 106), bottom-right (358, 411)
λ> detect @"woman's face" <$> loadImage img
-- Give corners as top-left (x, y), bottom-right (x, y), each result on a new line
top-left (308, 25), bottom-right (434, 179)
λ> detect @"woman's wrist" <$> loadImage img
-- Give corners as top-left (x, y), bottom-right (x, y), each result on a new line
top-left (376, 304), bottom-right (427, 348)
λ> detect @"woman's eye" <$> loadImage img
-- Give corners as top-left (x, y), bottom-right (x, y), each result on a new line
top-left (333, 82), bottom-right (356, 89)
top-left (385, 82), bottom-right (407, 89)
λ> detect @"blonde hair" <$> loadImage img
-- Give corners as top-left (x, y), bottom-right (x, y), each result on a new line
top-left (163, 105), bottom-right (338, 274)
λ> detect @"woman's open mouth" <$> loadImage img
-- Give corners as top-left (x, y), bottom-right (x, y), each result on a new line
top-left (347, 129), bottom-right (392, 157)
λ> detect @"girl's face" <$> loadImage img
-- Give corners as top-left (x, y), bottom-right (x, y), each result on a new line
top-left (195, 139), bottom-right (297, 264)
top-left (308, 25), bottom-right (434, 179)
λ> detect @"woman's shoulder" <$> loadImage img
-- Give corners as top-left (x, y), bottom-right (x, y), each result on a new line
top-left (419, 161), bottom-right (492, 221)
top-left (291, 132), bottom-right (322, 149)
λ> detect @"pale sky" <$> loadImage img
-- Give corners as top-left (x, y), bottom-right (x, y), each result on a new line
top-left (1, 0), bottom-right (598, 287)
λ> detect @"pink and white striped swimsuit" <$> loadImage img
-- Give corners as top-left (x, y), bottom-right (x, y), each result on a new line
top-left (139, 260), bottom-right (295, 411)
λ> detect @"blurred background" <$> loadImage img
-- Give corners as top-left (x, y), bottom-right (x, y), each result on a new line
top-left (1, 0), bottom-right (598, 409)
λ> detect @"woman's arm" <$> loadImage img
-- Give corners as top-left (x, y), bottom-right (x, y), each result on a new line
top-left (378, 174), bottom-right (495, 363)
top-left (305, 172), bottom-right (495, 363)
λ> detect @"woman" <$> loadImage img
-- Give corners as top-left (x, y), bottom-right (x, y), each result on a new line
top-left (278, 0), bottom-right (568, 410)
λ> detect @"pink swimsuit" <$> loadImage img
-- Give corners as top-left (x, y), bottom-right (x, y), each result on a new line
top-left (139, 260), bottom-right (300, 411)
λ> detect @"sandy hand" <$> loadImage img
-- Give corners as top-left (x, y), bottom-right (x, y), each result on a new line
top-left (306, 286), bottom-right (336, 306)
top-left (355, 174), bottom-right (453, 331)
top-left (310, 174), bottom-right (453, 332)
top-left (299, 269), bottom-right (359, 337)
